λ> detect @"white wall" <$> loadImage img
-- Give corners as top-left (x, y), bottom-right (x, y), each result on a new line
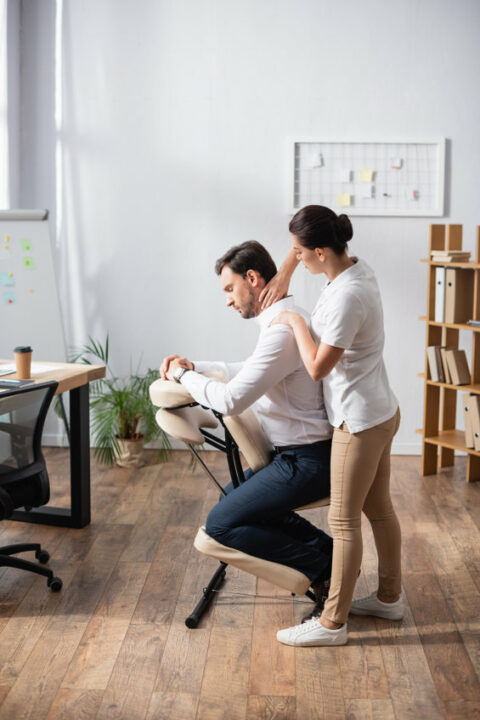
top-left (10, 0), bottom-right (480, 452)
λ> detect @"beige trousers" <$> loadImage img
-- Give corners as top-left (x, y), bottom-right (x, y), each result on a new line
top-left (322, 408), bottom-right (401, 625)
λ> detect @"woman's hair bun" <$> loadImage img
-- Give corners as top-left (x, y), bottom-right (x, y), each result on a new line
top-left (337, 214), bottom-right (353, 242)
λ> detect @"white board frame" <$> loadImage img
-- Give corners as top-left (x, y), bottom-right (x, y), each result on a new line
top-left (287, 137), bottom-right (446, 217)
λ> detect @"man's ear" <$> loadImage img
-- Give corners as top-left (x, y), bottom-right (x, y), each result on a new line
top-left (245, 269), bottom-right (264, 287)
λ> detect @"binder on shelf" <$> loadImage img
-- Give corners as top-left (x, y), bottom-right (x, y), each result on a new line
top-left (467, 395), bottom-right (480, 452)
top-left (445, 268), bottom-right (474, 324)
top-left (463, 394), bottom-right (474, 448)
top-left (445, 349), bottom-right (471, 385)
top-left (440, 347), bottom-right (452, 384)
top-left (427, 346), bottom-right (440, 382)
top-left (434, 267), bottom-right (446, 322)
top-left (434, 346), bottom-right (445, 383)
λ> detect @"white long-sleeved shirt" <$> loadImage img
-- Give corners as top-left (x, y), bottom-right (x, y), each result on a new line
top-left (180, 296), bottom-right (332, 446)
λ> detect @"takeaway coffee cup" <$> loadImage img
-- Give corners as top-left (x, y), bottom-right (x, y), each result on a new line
top-left (14, 346), bottom-right (33, 379)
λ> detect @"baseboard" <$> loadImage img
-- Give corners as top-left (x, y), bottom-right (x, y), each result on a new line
top-left (43, 434), bottom-right (425, 456)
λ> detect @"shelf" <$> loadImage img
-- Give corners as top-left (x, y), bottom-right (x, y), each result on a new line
top-left (421, 259), bottom-right (480, 268)
top-left (418, 316), bottom-right (480, 331)
top-left (417, 374), bottom-right (480, 393)
top-left (417, 429), bottom-right (480, 455)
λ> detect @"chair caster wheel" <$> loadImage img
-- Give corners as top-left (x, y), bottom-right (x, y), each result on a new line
top-left (48, 577), bottom-right (62, 592)
top-left (36, 549), bottom-right (50, 564)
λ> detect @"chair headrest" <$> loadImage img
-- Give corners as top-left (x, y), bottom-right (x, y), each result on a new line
top-left (149, 371), bottom-right (228, 409)
top-left (155, 406), bottom-right (218, 445)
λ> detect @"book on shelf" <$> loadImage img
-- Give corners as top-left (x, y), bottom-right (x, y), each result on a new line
top-left (431, 252), bottom-right (471, 262)
top-left (427, 345), bottom-right (456, 383)
top-left (445, 349), bottom-right (471, 385)
top-left (463, 393), bottom-right (475, 448)
top-left (467, 395), bottom-right (480, 452)
top-left (445, 268), bottom-right (474, 324)
top-left (427, 346), bottom-right (440, 382)
top-left (467, 319), bottom-right (480, 327)
top-left (434, 346), bottom-right (445, 383)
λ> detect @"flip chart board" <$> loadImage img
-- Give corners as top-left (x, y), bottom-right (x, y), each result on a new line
top-left (0, 210), bottom-right (66, 362)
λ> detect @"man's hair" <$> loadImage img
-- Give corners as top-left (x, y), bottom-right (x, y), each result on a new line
top-left (214, 240), bottom-right (277, 283)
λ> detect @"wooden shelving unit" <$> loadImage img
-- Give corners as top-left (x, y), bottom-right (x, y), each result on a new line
top-left (420, 224), bottom-right (480, 482)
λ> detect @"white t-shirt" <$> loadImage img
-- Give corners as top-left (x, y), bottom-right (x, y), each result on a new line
top-left (311, 258), bottom-right (398, 433)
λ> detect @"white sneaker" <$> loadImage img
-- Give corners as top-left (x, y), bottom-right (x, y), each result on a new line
top-left (350, 592), bottom-right (404, 620)
top-left (276, 618), bottom-right (347, 647)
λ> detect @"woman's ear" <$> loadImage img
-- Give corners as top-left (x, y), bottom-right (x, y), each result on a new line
top-left (315, 247), bottom-right (327, 263)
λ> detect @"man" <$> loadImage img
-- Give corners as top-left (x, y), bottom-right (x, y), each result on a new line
top-left (161, 241), bottom-right (332, 615)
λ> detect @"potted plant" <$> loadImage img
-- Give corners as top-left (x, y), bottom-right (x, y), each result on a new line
top-left (71, 336), bottom-right (171, 468)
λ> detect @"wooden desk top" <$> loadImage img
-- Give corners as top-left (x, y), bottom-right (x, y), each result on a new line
top-left (0, 360), bottom-right (106, 395)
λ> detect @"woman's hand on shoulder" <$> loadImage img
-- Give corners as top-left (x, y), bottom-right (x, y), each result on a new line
top-left (259, 272), bottom-right (290, 310)
top-left (270, 310), bottom-right (301, 328)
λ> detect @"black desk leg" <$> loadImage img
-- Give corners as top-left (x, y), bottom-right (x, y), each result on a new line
top-left (69, 384), bottom-right (91, 528)
top-left (11, 383), bottom-right (91, 528)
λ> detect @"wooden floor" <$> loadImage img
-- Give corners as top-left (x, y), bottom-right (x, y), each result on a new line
top-left (0, 451), bottom-right (479, 720)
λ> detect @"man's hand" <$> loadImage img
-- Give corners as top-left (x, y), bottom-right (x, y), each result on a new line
top-left (161, 354), bottom-right (194, 380)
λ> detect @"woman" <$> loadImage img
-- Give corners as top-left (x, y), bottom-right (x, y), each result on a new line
top-left (269, 205), bottom-right (401, 647)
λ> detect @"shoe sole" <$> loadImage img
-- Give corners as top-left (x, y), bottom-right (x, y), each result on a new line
top-left (277, 633), bottom-right (347, 647)
top-left (349, 607), bottom-right (403, 621)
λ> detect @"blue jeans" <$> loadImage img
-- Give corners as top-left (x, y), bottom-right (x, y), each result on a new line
top-left (205, 442), bottom-right (333, 585)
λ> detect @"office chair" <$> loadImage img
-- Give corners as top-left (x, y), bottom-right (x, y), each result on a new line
top-left (150, 376), bottom-right (329, 628)
top-left (0, 382), bottom-right (63, 591)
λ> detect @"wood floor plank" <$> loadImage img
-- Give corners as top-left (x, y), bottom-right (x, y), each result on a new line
top-left (154, 619), bottom-right (211, 694)
top-left (246, 695), bottom-right (296, 719)
top-left (295, 646), bottom-right (346, 720)
top-left (345, 698), bottom-right (396, 720)
top-left (96, 623), bottom-right (169, 720)
top-left (145, 691), bottom-right (198, 720)
top-left (61, 562), bottom-right (149, 689)
top-left (195, 695), bottom-right (248, 720)
top-left (132, 525), bottom-right (194, 625)
top-left (200, 626), bottom-right (252, 699)
top-left (403, 571), bottom-right (480, 704)
top-left (44, 689), bottom-right (104, 720)
top-left (249, 579), bottom-right (295, 697)
top-left (0, 559), bottom-right (79, 685)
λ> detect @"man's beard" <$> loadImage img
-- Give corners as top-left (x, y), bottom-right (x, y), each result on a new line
top-left (240, 290), bottom-right (257, 319)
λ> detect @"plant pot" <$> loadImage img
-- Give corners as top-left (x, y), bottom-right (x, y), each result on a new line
top-left (114, 437), bottom-right (145, 468)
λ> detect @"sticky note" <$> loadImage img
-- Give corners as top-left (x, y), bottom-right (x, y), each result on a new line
top-left (29, 288), bottom-right (35, 294)
top-left (410, 188), bottom-right (419, 200)
top-left (23, 256), bottom-right (36, 270)
top-left (391, 158), bottom-right (403, 169)
top-left (361, 184), bottom-right (375, 199)
top-left (0, 272), bottom-right (15, 287)
top-left (20, 239), bottom-right (32, 251)
top-left (360, 168), bottom-right (374, 182)
top-left (338, 169), bottom-right (352, 183)
top-left (3, 291), bottom-right (15, 305)
top-left (338, 193), bottom-right (352, 207)
top-left (312, 152), bottom-right (324, 168)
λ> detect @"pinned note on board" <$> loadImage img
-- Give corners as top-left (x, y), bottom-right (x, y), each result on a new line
top-left (23, 256), bottom-right (36, 270)
top-left (361, 184), bottom-right (375, 199)
top-left (3, 291), bottom-right (15, 305)
top-left (338, 193), bottom-right (352, 207)
top-left (20, 239), bottom-right (33, 252)
top-left (0, 272), bottom-right (15, 287)
top-left (391, 158), bottom-right (403, 169)
top-left (337, 169), bottom-right (352, 183)
top-left (360, 169), bottom-right (374, 182)
top-left (409, 188), bottom-right (420, 200)
top-left (312, 152), bottom-right (324, 168)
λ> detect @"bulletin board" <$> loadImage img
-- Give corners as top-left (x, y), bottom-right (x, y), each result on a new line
top-left (0, 210), bottom-right (66, 361)
top-left (288, 138), bottom-right (446, 216)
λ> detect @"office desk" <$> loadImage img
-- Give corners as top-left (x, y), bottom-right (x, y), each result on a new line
top-left (0, 361), bottom-right (106, 528)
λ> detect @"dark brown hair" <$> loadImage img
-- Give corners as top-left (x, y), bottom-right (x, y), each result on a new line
top-left (215, 240), bottom-right (277, 283)
top-left (289, 205), bottom-right (353, 255)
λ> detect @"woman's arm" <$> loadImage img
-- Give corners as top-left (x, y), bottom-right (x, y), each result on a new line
top-left (259, 247), bottom-right (299, 310)
top-left (271, 311), bottom-right (344, 382)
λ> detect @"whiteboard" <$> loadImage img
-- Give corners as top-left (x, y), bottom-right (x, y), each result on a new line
top-left (288, 137), bottom-right (446, 216)
top-left (0, 210), bottom-right (66, 362)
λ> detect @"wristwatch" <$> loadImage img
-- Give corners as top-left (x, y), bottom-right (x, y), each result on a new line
top-left (173, 366), bottom-right (190, 383)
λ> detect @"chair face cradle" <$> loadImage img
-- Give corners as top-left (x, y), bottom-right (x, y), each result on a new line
top-left (149, 378), bottom-right (330, 628)
top-left (0, 383), bottom-right (63, 592)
